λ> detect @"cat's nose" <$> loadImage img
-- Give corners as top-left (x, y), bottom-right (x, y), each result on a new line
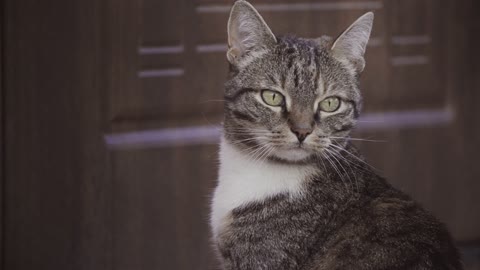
top-left (290, 126), bottom-right (313, 143)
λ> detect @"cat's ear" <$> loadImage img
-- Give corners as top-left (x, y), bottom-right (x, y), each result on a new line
top-left (227, 0), bottom-right (277, 64)
top-left (331, 12), bottom-right (374, 73)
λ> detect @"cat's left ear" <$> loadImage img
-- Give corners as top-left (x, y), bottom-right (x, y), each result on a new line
top-left (331, 12), bottom-right (374, 73)
top-left (227, 1), bottom-right (277, 64)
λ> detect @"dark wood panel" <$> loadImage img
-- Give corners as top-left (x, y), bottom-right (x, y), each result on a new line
top-left (0, 0), bottom-right (4, 267)
top-left (4, 0), bottom-right (111, 269)
top-left (388, 0), bottom-right (432, 36)
top-left (443, 0), bottom-right (480, 242)
top-left (382, 0), bottom-right (444, 111)
top-left (360, 43), bottom-right (390, 112)
top-left (106, 0), bottom-right (142, 126)
top-left (389, 64), bottom-right (444, 108)
top-left (111, 145), bottom-right (218, 270)
top-left (139, 52), bottom-right (184, 70)
top-left (142, 0), bottom-right (185, 45)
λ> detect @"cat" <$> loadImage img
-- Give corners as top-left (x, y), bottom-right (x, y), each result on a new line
top-left (210, 1), bottom-right (462, 269)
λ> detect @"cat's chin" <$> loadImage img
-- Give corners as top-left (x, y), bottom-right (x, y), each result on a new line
top-left (272, 147), bottom-right (312, 163)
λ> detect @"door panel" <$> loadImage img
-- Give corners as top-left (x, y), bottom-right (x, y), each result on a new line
top-left (3, 0), bottom-right (480, 269)
top-left (104, 0), bottom-right (480, 268)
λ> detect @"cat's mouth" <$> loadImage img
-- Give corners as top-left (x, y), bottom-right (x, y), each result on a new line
top-left (272, 144), bottom-right (313, 162)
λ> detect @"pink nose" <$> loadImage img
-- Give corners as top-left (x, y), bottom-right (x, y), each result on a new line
top-left (290, 126), bottom-right (313, 143)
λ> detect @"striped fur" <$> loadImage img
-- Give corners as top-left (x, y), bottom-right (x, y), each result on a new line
top-left (211, 1), bottom-right (462, 269)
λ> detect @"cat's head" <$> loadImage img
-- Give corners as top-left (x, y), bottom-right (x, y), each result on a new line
top-left (223, 0), bottom-right (373, 163)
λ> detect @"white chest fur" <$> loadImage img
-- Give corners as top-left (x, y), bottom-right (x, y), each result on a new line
top-left (210, 138), bottom-right (315, 237)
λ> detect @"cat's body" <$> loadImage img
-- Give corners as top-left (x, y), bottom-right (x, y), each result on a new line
top-left (211, 1), bottom-right (462, 269)
top-left (213, 140), bottom-right (460, 269)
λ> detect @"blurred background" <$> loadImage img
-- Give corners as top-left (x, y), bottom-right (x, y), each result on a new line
top-left (1, 0), bottom-right (480, 269)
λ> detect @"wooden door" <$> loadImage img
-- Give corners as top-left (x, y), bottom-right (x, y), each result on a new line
top-left (104, 0), bottom-right (480, 268)
top-left (2, 0), bottom-right (480, 269)
top-left (4, 1), bottom-right (112, 269)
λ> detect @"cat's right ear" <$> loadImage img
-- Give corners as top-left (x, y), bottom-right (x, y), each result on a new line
top-left (227, 1), bottom-right (276, 64)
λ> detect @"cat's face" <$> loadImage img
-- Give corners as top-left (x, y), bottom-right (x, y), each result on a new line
top-left (223, 1), bottom-right (373, 163)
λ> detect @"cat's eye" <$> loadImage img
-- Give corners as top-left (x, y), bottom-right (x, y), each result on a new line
top-left (319, 97), bottom-right (341, 112)
top-left (261, 90), bottom-right (284, 107)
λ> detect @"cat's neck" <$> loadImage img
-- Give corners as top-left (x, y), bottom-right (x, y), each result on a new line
top-left (211, 137), bottom-right (317, 236)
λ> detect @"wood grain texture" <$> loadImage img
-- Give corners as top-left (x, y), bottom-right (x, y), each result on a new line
top-left (4, 0), bottom-right (111, 269)
top-left (0, 0), bottom-right (4, 267)
top-left (442, 0), bottom-right (480, 242)
top-left (111, 145), bottom-right (219, 270)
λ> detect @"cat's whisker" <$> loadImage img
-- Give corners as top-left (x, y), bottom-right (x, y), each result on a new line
top-left (245, 141), bottom-right (271, 162)
top-left (257, 144), bottom-right (275, 163)
top-left (329, 136), bottom-right (387, 143)
top-left (328, 143), bottom-right (379, 172)
top-left (244, 144), bottom-right (268, 162)
top-left (318, 152), bottom-right (329, 179)
top-left (327, 145), bottom-right (369, 172)
top-left (356, 120), bottom-right (385, 123)
top-left (228, 141), bottom-right (264, 153)
top-left (322, 150), bottom-right (349, 191)
top-left (198, 99), bottom-right (226, 104)
top-left (226, 131), bottom-right (273, 135)
top-left (327, 148), bottom-right (360, 193)
top-left (324, 149), bottom-right (354, 194)
top-left (226, 127), bottom-right (275, 132)
top-left (226, 132), bottom-right (276, 137)
top-left (233, 141), bottom-right (269, 161)
top-left (230, 137), bottom-right (266, 145)
top-left (257, 144), bottom-right (275, 165)
top-left (250, 143), bottom-right (272, 165)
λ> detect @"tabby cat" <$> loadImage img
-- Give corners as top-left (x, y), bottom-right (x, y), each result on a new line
top-left (210, 1), bottom-right (462, 269)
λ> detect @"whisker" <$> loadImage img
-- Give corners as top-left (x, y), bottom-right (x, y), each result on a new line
top-left (327, 146), bottom-right (368, 171)
top-left (328, 143), bottom-right (379, 172)
top-left (329, 136), bottom-right (387, 143)
top-left (233, 141), bottom-right (267, 160)
top-left (325, 149), bottom-right (353, 194)
top-left (198, 99), bottom-right (226, 104)
top-left (251, 143), bottom-right (272, 164)
top-left (258, 144), bottom-right (274, 165)
top-left (318, 152), bottom-right (329, 178)
top-left (327, 148), bottom-right (359, 192)
top-left (322, 150), bottom-right (349, 191)
top-left (225, 132), bottom-right (272, 135)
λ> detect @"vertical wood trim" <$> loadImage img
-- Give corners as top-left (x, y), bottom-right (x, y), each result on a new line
top-left (105, 0), bottom-right (141, 124)
top-left (4, 0), bottom-right (112, 269)
top-left (443, 0), bottom-right (480, 241)
top-left (103, 1), bottom-right (141, 269)
top-left (0, 0), bottom-right (4, 267)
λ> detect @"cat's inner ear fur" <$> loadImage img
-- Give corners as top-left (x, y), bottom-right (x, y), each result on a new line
top-left (331, 12), bottom-right (374, 73)
top-left (227, 1), bottom-right (277, 64)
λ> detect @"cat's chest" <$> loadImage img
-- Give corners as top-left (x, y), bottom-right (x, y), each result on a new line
top-left (210, 139), bottom-right (315, 238)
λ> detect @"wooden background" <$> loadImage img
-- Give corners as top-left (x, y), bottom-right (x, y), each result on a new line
top-left (2, 0), bottom-right (480, 269)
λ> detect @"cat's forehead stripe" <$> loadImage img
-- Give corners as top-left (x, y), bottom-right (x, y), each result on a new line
top-left (282, 42), bottom-right (326, 104)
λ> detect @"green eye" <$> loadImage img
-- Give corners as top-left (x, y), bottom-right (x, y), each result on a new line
top-left (261, 90), bottom-right (284, 107)
top-left (319, 97), bottom-right (341, 112)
